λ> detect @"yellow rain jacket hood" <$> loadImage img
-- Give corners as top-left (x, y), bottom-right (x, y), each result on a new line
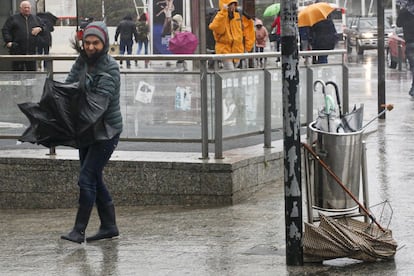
top-left (209, 0), bottom-right (255, 58)
top-left (219, 0), bottom-right (238, 9)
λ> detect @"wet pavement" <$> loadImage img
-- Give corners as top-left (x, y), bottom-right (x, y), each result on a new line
top-left (1, 51), bottom-right (414, 275)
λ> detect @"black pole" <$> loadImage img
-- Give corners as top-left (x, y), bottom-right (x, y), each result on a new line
top-left (76, 0), bottom-right (79, 32)
top-left (281, 0), bottom-right (303, 266)
top-left (378, 0), bottom-right (386, 119)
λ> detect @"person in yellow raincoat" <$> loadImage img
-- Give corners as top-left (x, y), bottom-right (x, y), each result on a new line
top-left (209, 0), bottom-right (255, 70)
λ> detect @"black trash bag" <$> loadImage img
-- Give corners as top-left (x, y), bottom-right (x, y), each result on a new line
top-left (18, 78), bottom-right (115, 148)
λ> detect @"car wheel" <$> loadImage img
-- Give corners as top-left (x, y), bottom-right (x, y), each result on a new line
top-left (387, 49), bottom-right (397, 69)
top-left (356, 40), bottom-right (364, 55)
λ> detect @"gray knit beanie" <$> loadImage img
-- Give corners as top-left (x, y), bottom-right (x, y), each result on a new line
top-left (82, 21), bottom-right (110, 53)
top-left (83, 21), bottom-right (108, 44)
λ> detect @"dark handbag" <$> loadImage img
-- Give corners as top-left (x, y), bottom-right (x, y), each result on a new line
top-left (269, 33), bottom-right (278, 42)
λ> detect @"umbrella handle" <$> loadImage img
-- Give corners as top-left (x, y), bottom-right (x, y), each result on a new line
top-left (326, 81), bottom-right (342, 118)
top-left (360, 104), bottom-right (394, 131)
top-left (314, 80), bottom-right (329, 113)
top-left (313, 80), bottom-right (326, 96)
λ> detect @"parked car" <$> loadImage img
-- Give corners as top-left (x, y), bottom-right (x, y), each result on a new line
top-left (386, 27), bottom-right (407, 69)
top-left (344, 16), bottom-right (392, 55)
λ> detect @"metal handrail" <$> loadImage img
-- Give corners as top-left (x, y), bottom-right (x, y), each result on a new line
top-left (0, 49), bottom-right (348, 159)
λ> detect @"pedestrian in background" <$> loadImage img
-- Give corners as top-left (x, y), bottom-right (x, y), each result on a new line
top-left (115, 14), bottom-right (139, 69)
top-left (61, 21), bottom-right (123, 244)
top-left (271, 12), bottom-right (281, 54)
top-left (310, 18), bottom-right (338, 64)
top-left (171, 14), bottom-right (188, 70)
top-left (209, 0), bottom-right (255, 70)
top-left (2, 0), bottom-right (44, 71)
top-left (36, 17), bottom-right (54, 70)
top-left (299, 26), bottom-right (311, 51)
top-left (397, 0), bottom-right (414, 96)
top-left (136, 13), bottom-right (150, 68)
top-left (254, 18), bottom-right (268, 67)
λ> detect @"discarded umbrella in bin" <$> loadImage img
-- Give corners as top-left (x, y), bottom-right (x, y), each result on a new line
top-left (302, 142), bottom-right (386, 232)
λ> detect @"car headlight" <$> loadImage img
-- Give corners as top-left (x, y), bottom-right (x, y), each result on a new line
top-left (360, 32), bottom-right (374, 39)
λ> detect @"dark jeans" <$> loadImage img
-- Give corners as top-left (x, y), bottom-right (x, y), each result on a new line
top-left (12, 60), bottom-right (36, 71)
top-left (255, 46), bottom-right (264, 64)
top-left (137, 39), bottom-right (149, 66)
top-left (119, 39), bottom-right (133, 66)
top-left (78, 134), bottom-right (120, 208)
top-left (313, 55), bottom-right (328, 64)
top-left (37, 45), bottom-right (50, 68)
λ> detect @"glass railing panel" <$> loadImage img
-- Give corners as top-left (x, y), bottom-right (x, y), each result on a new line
top-left (120, 72), bottom-right (202, 140)
top-left (0, 73), bottom-right (47, 136)
top-left (211, 69), bottom-right (266, 138)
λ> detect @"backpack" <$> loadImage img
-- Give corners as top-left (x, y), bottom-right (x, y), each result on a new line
top-left (206, 8), bottom-right (218, 52)
top-left (136, 21), bottom-right (149, 41)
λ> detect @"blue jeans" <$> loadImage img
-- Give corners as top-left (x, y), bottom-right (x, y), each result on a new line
top-left (137, 39), bottom-right (148, 55)
top-left (78, 134), bottom-right (120, 208)
top-left (120, 40), bottom-right (133, 66)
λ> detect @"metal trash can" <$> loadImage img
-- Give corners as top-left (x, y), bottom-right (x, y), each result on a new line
top-left (309, 122), bottom-right (364, 211)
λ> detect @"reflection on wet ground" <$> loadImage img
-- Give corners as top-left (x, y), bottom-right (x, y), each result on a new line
top-left (0, 50), bottom-right (413, 275)
top-left (346, 50), bottom-right (414, 275)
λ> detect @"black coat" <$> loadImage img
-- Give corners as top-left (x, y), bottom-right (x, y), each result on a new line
top-left (310, 19), bottom-right (338, 50)
top-left (397, 9), bottom-right (414, 44)
top-left (2, 13), bottom-right (43, 54)
top-left (115, 18), bottom-right (139, 43)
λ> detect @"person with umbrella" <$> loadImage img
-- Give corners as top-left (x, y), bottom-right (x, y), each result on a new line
top-left (208, 0), bottom-right (255, 70)
top-left (299, 2), bottom-right (338, 64)
top-left (60, 21), bottom-right (123, 244)
top-left (36, 12), bottom-right (56, 70)
top-left (271, 12), bottom-right (281, 54)
top-left (171, 14), bottom-right (187, 70)
top-left (397, 0), bottom-right (414, 96)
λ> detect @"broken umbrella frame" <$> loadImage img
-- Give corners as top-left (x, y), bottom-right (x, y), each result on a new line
top-left (302, 142), bottom-right (398, 262)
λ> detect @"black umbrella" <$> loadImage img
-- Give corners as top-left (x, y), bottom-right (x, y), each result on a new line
top-left (18, 78), bottom-right (116, 148)
top-left (37, 12), bottom-right (58, 25)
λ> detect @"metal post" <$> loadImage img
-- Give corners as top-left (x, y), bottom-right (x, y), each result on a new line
top-left (305, 64), bottom-right (313, 141)
top-left (264, 69), bottom-right (272, 148)
top-left (47, 59), bottom-right (56, 156)
top-left (200, 59), bottom-right (209, 159)
top-left (303, 149), bottom-right (314, 224)
top-left (281, 0), bottom-right (303, 266)
top-left (361, 141), bottom-right (369, 223)
top-left (377, 0), bottom-right (386, 119)
top-left (214, 72), bottom-right (223, 159)
top-left (199, 0), bottom-right (207, 54)
top-left (76, 0), bottom-right (79, 32)
top-left (342, 54), bottom-right (349, 114)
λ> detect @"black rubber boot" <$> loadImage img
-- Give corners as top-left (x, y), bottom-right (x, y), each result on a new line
top-left (86, 202), bottom-right (119, 242)
top-left (61, 205), bottom-right (92, 244)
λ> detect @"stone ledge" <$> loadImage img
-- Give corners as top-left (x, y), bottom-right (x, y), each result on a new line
top-left (0, 141), bottom-right (284, 208)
